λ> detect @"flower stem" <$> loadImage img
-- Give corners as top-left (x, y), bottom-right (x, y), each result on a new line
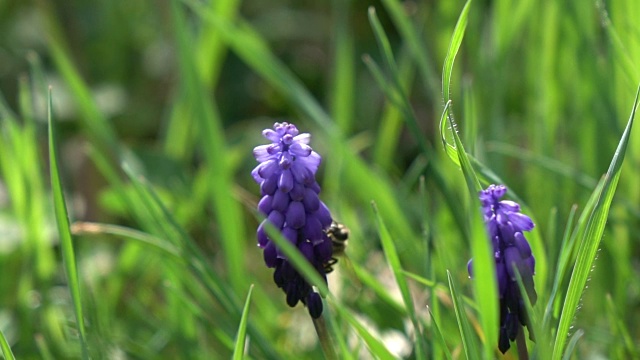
top-left (312, 315), bottom-right (337, 360)
top-left (516, 325), bottom-right (530, 360)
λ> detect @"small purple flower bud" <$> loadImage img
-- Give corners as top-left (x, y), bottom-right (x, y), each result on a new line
top-left (285, 201), bottom-right (306, 229)
top-left (272, 190), bottom-right (290, 213)
top-left (306, 292), bottom-right (323, 319)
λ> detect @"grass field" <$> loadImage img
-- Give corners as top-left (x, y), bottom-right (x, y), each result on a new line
top-left (1, 0), bottom-right (639, 358)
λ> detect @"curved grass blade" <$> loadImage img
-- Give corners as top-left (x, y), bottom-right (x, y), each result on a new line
top-left (552, 86), bottom-right (639, 359)
top-left (440, 0), bottom-right (472, 160)
top-left (47, 88), bottom-right (89, 359)
top-left (561, 329), bottom-right (584, 360)
top-left (0, 329), bottom-right (15, 360)
top-left (71, 221), bottom-right (182, 260)
top-left (232, 285), bottom-right (254, 360)
top-left (372, 202), bottom-right (426, 360)
top-left (330, 304), bottom-right (396, 360)
top-left (447, 271), bottom-right (480, 360)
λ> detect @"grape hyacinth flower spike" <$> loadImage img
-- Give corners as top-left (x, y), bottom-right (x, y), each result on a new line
top-left (467, 185), bottom-right (537, 354)
top-left (252, 122), bottom-right (334, 319)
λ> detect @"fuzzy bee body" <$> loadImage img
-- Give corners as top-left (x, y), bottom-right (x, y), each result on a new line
top-left (323, 221), bottom-right (350, 274)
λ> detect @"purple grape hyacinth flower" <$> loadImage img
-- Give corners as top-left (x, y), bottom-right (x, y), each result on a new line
top-left (468, 184), bottom-right (537, 354)
top-left (252, 122), bottom-right (333, 319)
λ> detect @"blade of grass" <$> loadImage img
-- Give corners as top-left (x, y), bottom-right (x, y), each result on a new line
top-left (232, 285), bottom-right (254, 360)
top-left (368, 7), bottom-right (429, 155)
top-left (447, 270), bottom-right (480, 360)
top-left (70, 221), bottom-right (182, 259)
top-left (47, 88), bottom-right (89, 359)
top-left (0, 329), bottom-right (15, 360)
top-left (329, 303), bottom-right (396, 360)
top-left (605, 294), bottom-right (638, 358)
top-left (427, 307), bottom-right (454, 360)
top-left (171, 0), bottom-right (247, 293)
top-left (372, 201), bottom-right (425, 360)
top-left (440, 0), bottom-right (472, 160)
top-left (449, 106), bottom-right (497, 358)
top-left (552, 85), bottom-right (639, 359)
top-left (380, 0), bottom-right (439, 96)
top-left (561, 329), bottom-right (584, 360)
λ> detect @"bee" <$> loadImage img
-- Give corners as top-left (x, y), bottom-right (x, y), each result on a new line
top-left (323, 221), bottom-right (350, 274)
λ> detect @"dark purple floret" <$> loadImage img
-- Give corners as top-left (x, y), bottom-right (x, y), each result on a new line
top-left (252, 122), bottom-right (333, 319)
top-left (468, 184), bottom-right (537, 354)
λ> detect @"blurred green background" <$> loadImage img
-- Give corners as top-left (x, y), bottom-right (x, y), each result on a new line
top-left (0, 0), bottom-right (639, 358)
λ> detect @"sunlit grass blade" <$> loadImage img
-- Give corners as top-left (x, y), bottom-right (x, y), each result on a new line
top-left (552, 86), bottom-right (639, 359)
top-left (447, 271), bottom-right (480, 360)
top-left (448, 104), bottom-right (497, 358)
top-left (561, 329), bottom-right (584, 360)
top-left (351, 263), bottom-right (405, 314)
top-left (544, 204), bottom-right (579, 328)
top-left (232, 284), bottom-right (254, 360)
top-left (330, 304), bottom-right (396, 360)
top-left (440, 0), bottom-right (472, 158)
top-left (439, 101), bottom-right (459, 165)
top-left (70, 221), bottom-right (182, 259)
top-left (442, 0), bottom-right (472, 103)
top-left (0, 329), bottom-right (15, 360)
top-left (372, 202), bottom-right (425, 359)
top-left (47, 88), bottom-right (89, 359)
top-left (427, 307), bottom-right (454, 360)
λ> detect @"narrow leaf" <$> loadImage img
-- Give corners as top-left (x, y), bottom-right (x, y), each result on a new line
top-left (48, 88), bottom-right (89, 359)
top-left (372, 202), bottom-right (425, 359)
top-left (447, 271), bottom-right (480, 360)
top-left (0, 329), bottom-right (15, 360)
top-left (232, 285), bottom-right (254, 360)
top-left (552, 86), bottom-right (638, 359)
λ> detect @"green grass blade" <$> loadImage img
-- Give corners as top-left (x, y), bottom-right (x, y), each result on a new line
top-left (372, 202), bottom-right (425, 359)
top-left (368, 7), bottom-right (429, 155)
top-left (552, 86), bottom-right (639, 359)
top-left (171, 0), bottom-right (247, 293)
top-left (330, 305), bottom-right (396, 360)
top-left (379, 0), bottom-right (438, 95)
top-left (0, 329), bottom-right (15, 360)
top-left (232, 284), bottom-right (254, 360)
top-left (561, 329), bottom-right (584, 360)
top-left (71, 221), bottom-right (182, 259)
top-left (605, 294), bottom-right (639, 358)
top-left (447, 270), bottom-right (480, 360)
top-left (440, 0), bottom-right (472, 159)
top-left (447, 105), bottom-right (496, 357)
top-left (439, 101), bottom-right (459, 165)
top-left (47, 88), bottom-right (89, 359)
top-left (427, 307), bottom-right (454, 360)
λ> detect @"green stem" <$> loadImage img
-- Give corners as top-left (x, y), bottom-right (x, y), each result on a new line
top-left (312, 315), bottom-right (337, 360)
top-left (516, 325), bottom-right (530, 360)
